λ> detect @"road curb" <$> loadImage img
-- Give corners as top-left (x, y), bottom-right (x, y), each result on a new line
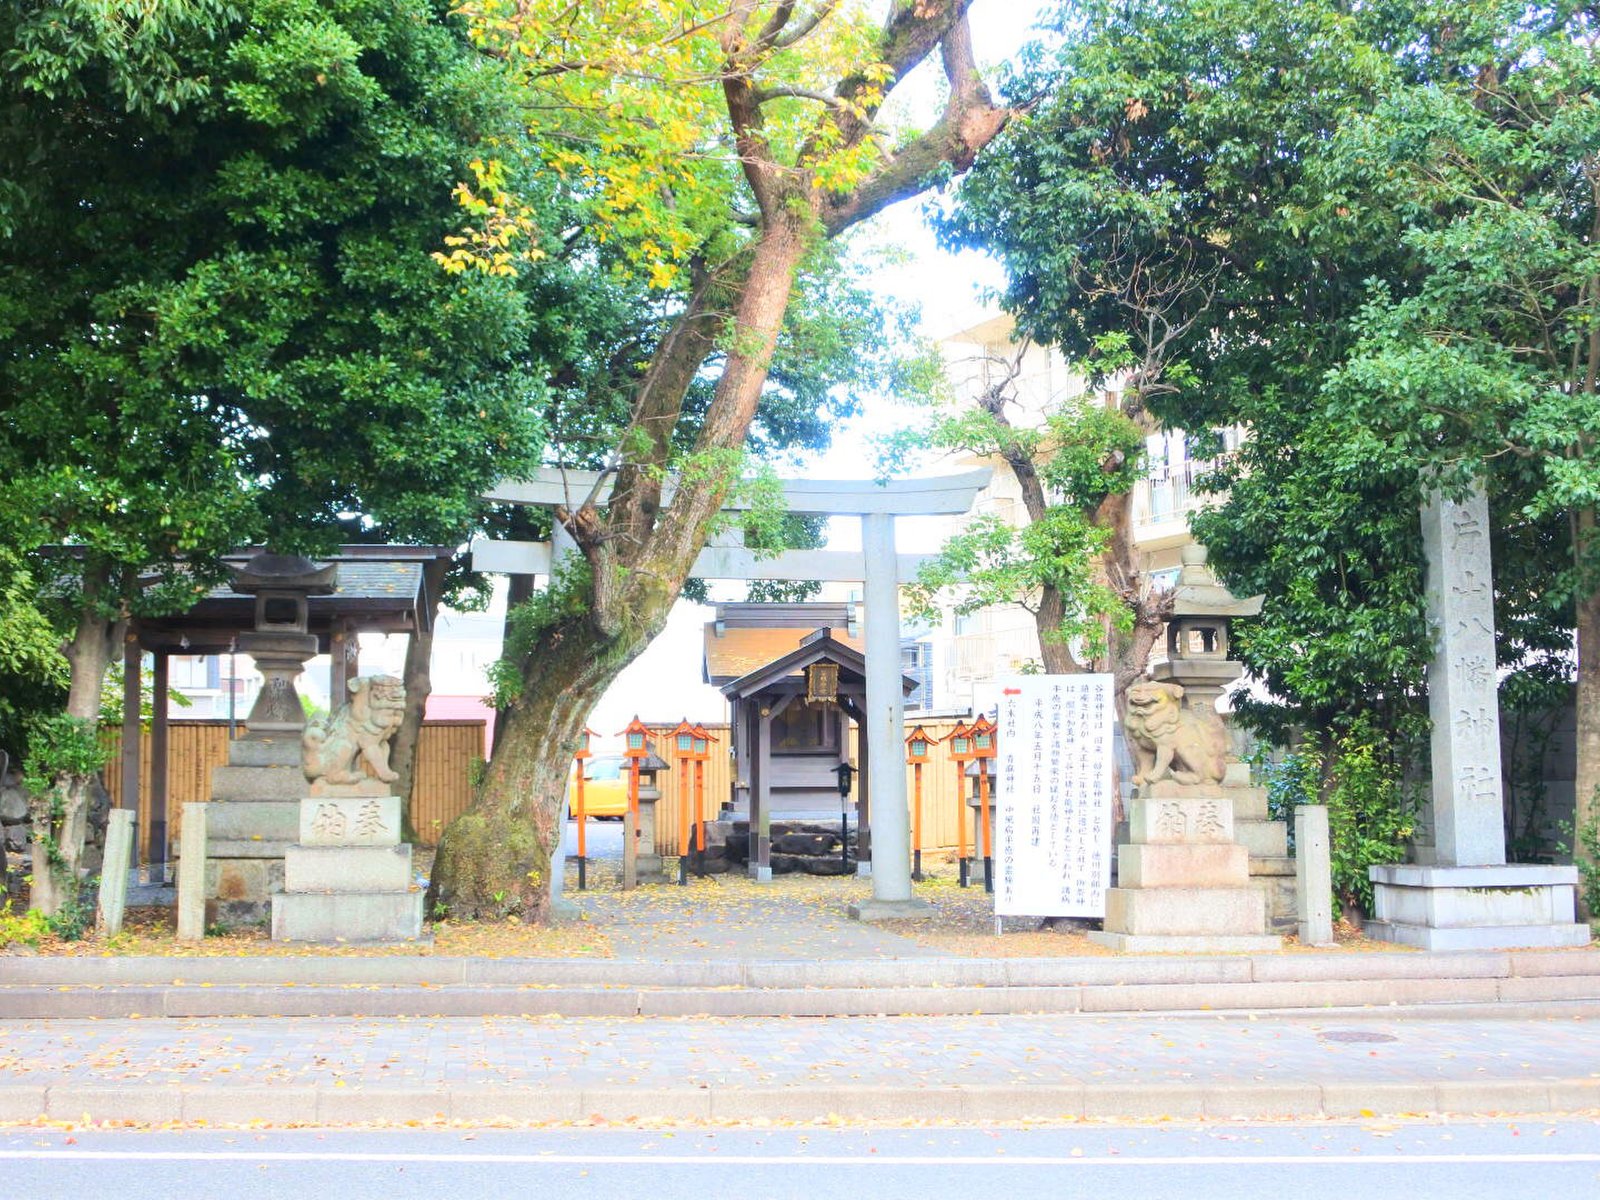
top-left (6, 1077), bottom-right (1595, 1126)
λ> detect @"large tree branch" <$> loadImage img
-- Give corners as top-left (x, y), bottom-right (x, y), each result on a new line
top-left (822, 14), bottom-right (1009, 235)
top-left (604, 262), bottom-right (737, 557)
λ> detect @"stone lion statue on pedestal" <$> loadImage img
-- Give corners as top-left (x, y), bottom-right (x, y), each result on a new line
top-left (302, 674), bottom-right (406, 787)
top-left (1124, 680), bottom-right (1227, 787)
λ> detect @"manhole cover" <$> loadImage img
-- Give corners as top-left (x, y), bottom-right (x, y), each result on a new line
top-left (1318, 1030), bottom-right (1399, 1044)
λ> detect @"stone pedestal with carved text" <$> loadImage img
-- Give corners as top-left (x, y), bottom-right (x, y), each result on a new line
top-left (270, 793), bottom-right (424, 942)
top-left (1090, 780), bottom-right (1281, 953)
top-left (1365, 480), bottom-right (1587, 950)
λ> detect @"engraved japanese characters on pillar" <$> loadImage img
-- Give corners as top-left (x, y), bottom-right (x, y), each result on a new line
top-left (1420, 478), bottom-right (1507, 866)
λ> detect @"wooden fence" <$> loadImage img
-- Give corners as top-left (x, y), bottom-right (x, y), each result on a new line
top-left (102, 720), bottom-right (486, 849)
top-left (638, 717), bottom-right (976, 858)
top-left (102, 713), bottom-right (981, 859)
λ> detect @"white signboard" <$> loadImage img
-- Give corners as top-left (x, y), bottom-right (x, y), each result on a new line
top-left (995, 673), bottom-right (1115, 917)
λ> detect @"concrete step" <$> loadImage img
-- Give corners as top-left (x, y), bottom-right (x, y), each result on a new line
top-left (3, 973), bottom-right (1599, 1020)
top-left (1236, 819), bottom-right (1288, 857)
top-left (5, 949), bottom-right (1599, 1019)
top-left (211, 766), bottom-right (307, 802)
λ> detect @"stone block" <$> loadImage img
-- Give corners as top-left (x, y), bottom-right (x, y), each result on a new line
top-left (1295, 804), bottom-right (1335, 945)
top-left (270, 890), bottom-right (424, 942)
top-left (298, 795), bottom-right (401, 846)
top-left (210, 765), bottom-right (307, 802)
top-left (207, 799), bottom-right (300, 841)
top-left (1103, 885), bottom-right (1266, 937)
top-left (1235, 819), bottom-right (1288, 857)
top-left (285, 844), bottom-right (413, 892)
top-left (1364, 919), bottom-right (1591, 951)
top-left (1086, 931), bottom-right (1282, 954)
top-left (226, 736), bottom-right (302, 768)
top-left (206, 838), bottom-right (295, 859)
top-left (205, 857), bottom-right (284, 904)
top-left (1129, 796), bottom-right (1234, 844)
top-left (1117, 842), bottom-right (1249, 888)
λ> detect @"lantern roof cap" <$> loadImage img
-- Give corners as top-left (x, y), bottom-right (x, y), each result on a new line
top-left (227, 552), bottom-right (337, 595)
top-left (1167, 544), bottom-right (1263, 619)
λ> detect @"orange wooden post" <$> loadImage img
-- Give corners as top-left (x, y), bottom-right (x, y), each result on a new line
top-left (573, 726), bottom-right (596, 891)
top-left (906, 726), bottom-right (937, 883)
top-left (946, 722), bottom-right (974, 888)
top-left (690, 725), bottom-right (717, 876)
top-left (668, 720), bottom-right (695, 885)
top-left (971, 715), bottom-right (998, 894)
top-left (620, 717), bottom-right (651, 891)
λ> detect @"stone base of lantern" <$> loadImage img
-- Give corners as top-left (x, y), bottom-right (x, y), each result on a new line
top-left (1364, 863), bottom-right (1590, 950)
top-left (1090, 788), bottom-right (1281, 954)
top-left (270, 795), bottom-right (425, 943)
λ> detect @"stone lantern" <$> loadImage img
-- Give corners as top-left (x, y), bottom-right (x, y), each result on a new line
top-left (1151, 544), bottom-right (1263, 717)
top-left (227, 553), bottom-right (337, 733)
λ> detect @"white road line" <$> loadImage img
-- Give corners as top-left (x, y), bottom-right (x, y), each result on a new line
top-left (0, 1151), bottom-right (1597, 1167)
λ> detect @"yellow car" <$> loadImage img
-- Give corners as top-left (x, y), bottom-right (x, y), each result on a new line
top-left (568, 754), bottom-right (630, 819)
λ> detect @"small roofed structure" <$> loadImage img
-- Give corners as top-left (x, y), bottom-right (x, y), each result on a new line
top-left (721, 626), bottom-right (916, 881)
top-left (120, 545), bottom-right (454, 872)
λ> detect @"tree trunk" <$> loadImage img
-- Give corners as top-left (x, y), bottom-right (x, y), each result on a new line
top-left (1573, 506), bottom-right (1599, 916)
top-left (430, 217), bottom-right (812, 922)
top-left (391, 555), bottom-right (450, 842)
top-left (29, 567), bottom-right (122, 917)
top-left (426, 605), bottom-right (663, 921)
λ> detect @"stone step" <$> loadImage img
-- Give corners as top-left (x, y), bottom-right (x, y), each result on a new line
top-left (1249, 855), bottom-right (1296, 878)
top-left (225, 737), bottom-right (302, 768)
top-left (4, 972), bottom-right (1598, 1020)
top-left (284, 844), bottom-right (414, 893)
top-left (1117, 842), bottom-right (1250, 888)
top-left (1105, 885), bottom-right (1267, 938)
top-left (204, 838), bottom-right (295, 859)
top-left (270, 890), bottom-right (425, 943)
top-left (207, 800), bottom-right (299, 842)
top-left (211, 765), bottom-right (308, 802)
top-left (1236, 819), bottom-right (1288, 857)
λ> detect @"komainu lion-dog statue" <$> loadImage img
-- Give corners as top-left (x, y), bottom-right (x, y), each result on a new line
top-left (302, 674), bottom-right (406, 786)
top-left (1123, 679), bottom-right (1227, 787)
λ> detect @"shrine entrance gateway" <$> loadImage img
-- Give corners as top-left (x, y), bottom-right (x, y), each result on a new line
top-left (472, 467), bottom-right (991, 920)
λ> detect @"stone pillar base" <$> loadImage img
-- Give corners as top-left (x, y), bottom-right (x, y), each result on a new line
top-left (847, 896), bottom-right (931, 922)
top-left (1365, 863), bottom-right (1591, 950)
top-left (1089, 931), bottom-right (1283, 953)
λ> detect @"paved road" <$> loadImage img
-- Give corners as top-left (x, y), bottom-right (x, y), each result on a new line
top-left (3, 1121), bottom-right (1597, 1200)
top-left (3, 1010), bottom-right (1597, 1123)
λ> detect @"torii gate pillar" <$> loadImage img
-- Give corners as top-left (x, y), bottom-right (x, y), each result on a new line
top-left (848, 512), bottom-right (926, 919)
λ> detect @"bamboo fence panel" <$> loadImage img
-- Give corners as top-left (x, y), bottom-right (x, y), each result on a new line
top-left (643, 723), bottom-right (732, 858)
top-left (101, 719), bottom-right (486, 850)
top-left (408, 721), bottom-right (488, 843)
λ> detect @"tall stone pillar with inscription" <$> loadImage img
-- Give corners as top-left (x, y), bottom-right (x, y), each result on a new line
top-left (1365, 480), bottom-right (1588, 949)
top-left (271, 674), bottom-right (424, 942)
top-left (203, 554), bottom-right (336, 927)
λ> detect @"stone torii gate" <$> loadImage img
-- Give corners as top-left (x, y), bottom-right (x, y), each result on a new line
top-left (471, 466), bottom-right (991, 920)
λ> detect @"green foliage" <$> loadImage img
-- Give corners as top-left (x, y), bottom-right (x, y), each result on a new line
top-left (0, 547), bottom-right (67, 755)
top-left (1261, 717), bottom-right (1421, 920)
top-left (20, 713), bottom-right (107, 870)
top-left (489, 559), bottom-right (595, 709)
top-left (0, 900), bottom-right (51, 949)
top-left (1567, 801), bottom-right (1600, 919)
top-left (905, 510), bottom-right (1124, 655)
top-left (1, 0), bottom-right (547, 640)
top-left (949, 0), bottom-right (1584, 737)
